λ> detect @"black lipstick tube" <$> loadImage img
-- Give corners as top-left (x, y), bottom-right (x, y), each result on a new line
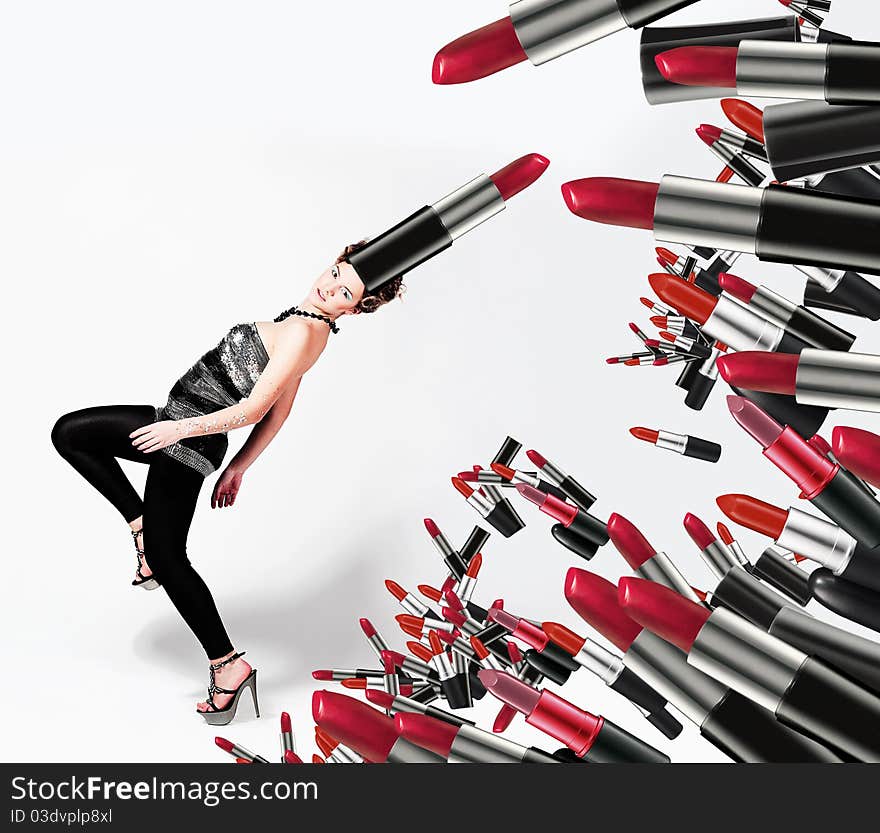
top-left (750, 545), bottom-right (812, 606)
top-left (687, 606), bottom-right (880, 761)
top-left (624, 629), bottom-right (841, 761)
top-left (653, 174), bottom-right (880, 277)
top-left (529, 454), bottom-right (597, 512)
top-left (706, 560), bottom-right (880, 696)
top-left (808, 569), bottom-right (880, 634)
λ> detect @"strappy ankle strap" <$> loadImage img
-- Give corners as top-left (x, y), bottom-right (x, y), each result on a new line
top-left (210, 650), bottom-right (246, 671)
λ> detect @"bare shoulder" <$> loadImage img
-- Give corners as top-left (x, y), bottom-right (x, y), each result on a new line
top-left (275, 320), bottom-right (329, 369)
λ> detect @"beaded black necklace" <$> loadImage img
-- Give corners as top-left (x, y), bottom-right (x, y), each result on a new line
top-left (273, 305), bottom-right (339, 334)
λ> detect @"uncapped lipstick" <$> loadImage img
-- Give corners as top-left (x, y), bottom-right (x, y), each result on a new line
top-left (381, 649), bottom-right (439, 686)
top-left (423, 518), bottom-right (468, 581)
top-left (716, 492), bottom-right (880, 595)
top-left (656, 245), bottom-right (739, 296)
top-left (443, 598), bottom-right (515, 668)
top-left (215, 737), bottom-right (269, 764)
top-left (315, 728), bottom-right (365, 764)
top-left (703, 544), bottom-right (880, 693)
top-left (542, 620), bottom-right (682, 739)
top-left (642, 295), bottom-right (674, 316)
top-left (280, 711), bottom-right (295, 764)
top-left (651, 315), bottom-right (701, 339)
top-left (833, 426), bottom-right (880, 489)
top-left (656, 331), bottom-right (712, 359)
top-left (452, 477), bottom-right (525, 538)
top-left (428, 630), bottom-right (471, 709)
top-left (717, 272), bottom-right (855, 351)
top-left (283, 751), bottom-right (302, 764)
top-left (396, 711), bottom-right (560, 764)
top-left (516, 483), bottom-right (608, 549)
top-left (526, 448), bottom-right (596, 512)
top-left (385, 579), bottom-right (440, 619)
top-left (607, 512), bottom-right (706, 605)
top-left (364, 688), bottom-right (477, 728)
top-left (432, 0), bottom-right (704, 85)
top-left (721, 98), bottom-right (765, 143)
top-left (480, 669), bottom-right (669, 763)
top-left (630, 426), bottom-right (721, 463)
top-left (716, 522), bottom-right (751, 571)
top-left (707, 123), bottom-right (768, 162)
top-left (488, 462), bottom-right (569, 502)
top-left (720, 349), bottom-right (880, 414)
top-left (727, 395), bottom-right (880, 548)
top-left (396, 613), bottom-right (455, 638)
top-left (696, 125), bottom-right (767, 187)
top-left (312, 690), bottom-right (444, 763)
top-left (488, 608), bottom-right (578, 686)
top-left (619, 576), bottom-right (880, 761)
top-left (563, 175), bottom-right (880, 276)
top-left (348, 154), bottom-right (548, 293)
top-left (358, 617), bottom-right (391, 662)
top-left (656, 41), bottom-right (880, 105)
top-left (567, 569), bottom-right (842, 762)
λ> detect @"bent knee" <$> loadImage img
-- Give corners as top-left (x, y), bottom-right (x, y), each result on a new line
top-left (51, 411), bottom-right (81, 456)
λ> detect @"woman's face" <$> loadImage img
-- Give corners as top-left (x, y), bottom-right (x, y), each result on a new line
top-left (310, 260), bottom-right (366, 317)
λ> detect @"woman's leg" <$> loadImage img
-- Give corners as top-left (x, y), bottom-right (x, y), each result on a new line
top-left (51, 404), bottom-right (157, 523)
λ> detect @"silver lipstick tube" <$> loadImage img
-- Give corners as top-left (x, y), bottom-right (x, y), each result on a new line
top-left (625, 630), bottom-right (728, 727)
top-left (364, 630), bottom-right (390, 661)
top-left (664, 317), bottom-right (691, 336)
top-left (280, 730), bottom-right (295, 763)
top-left (431, 651), bottom-right (455, 681)
top-left (449, 723), bottom-right (556, 763)
top-left (722, 537), bottom-right (750, 569)
top-left (422, 616), bottom-right (456, 633)
top-left (794, 348), bottom-right (880, 412)
top-left (701, 540), bottom-right (742, 580)
top-left (736, 41), bottom-right (829, 101)
top-left (703, 294), bottom-right (785, 352)
top-left (330, 742), bottom-right (365, 764)
top-left (751, 285), bottom-right (798, 326)
top-left (536, 458), bottom-right (566, 485)
top-left (788, 3), bottom-right (825, 30)
top-left (655, 429), bottom-right (687, 454)
top-left (716, 127), bottom-right (768, 162)
top-left (636, 552), bottom-right (705, 605)
top-left (654, 175), bottom-right (763, 254)
top-left (483, 484), bottom-right (504, 504)
top-left (510, 470), bottom-right (541, 488)
top-left (400, 594), bottom-right (429, 617)
top-left (229, 742), bottom-right (269, 763)
top-left (431, 175), bottom-right (505, 240)
top-left (793, 264), bottom-right (845, 292)
top-left (327, 669), bottom-right (384, 680)
top-left (574, 639), bottom-right (625, 685)
top-left (777, 505), bottom-right (856, 575)
top-left (457, 573), bottom-right (475, 602)
top-left (387, 736), bottom-right (446, 763)
top-left (510, 0), bottom-right (627, 66)
top-left (690, 607), bottom-right (808, 712)
top-left (704, 139), bottom-right (767, 186)
top-left (401, 656), bottom-right (436, 681)
top-left (466, 490), bottom-right (496, 516)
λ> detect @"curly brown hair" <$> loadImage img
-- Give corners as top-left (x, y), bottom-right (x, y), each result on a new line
top-left (336, 240), bottom-right (406, 314)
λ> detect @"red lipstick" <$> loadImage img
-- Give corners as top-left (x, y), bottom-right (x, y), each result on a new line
top-left (280, 711), bottom-right (295, 763)
top-left (423, 517), bottom-right (468, 581)
top-left (727, 395), bottom-right (880, 548)
top-left (655, 46), bottom-right (737, 88)
top-left (629, 426), bottom-right (721, 463)
top-left (515, 482), bottom-right (608, 549)
top-left (833, 426), bottom-right (880, 489)
top-left (489, 153), bottom-right (550, 201)
top-left (721, 98), bottom-right (765, 143)
top-left (432, 17), bottom-right (527, 85)
top-left (215, 736), bottom-right (269, 763)
top-left (525, 448), bottom-right (597, 511)
top-left (452, 476), bottom-right (525, 538)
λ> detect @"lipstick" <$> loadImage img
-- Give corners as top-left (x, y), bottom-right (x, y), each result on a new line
top-left (428, 630), bottom-right (471, 710)
top-left (656, 244), bottom-right (740, 296)
top-left (432, 0), bottom-right (703, 84)
top-left (385, 580), bottom-right (440, 619)
top-left (700, 545), bottom-right (880, 695)
top-left (396, 613), bottom-right (455, 638)
top-left (716, 522), bottom-right (751, 571)
top-left (452, 476), bottom-right (525, 538)
top-left (443, 597), bottom-right (517, 668)
top-left (683, 513), bottom-right (742, 577)
top-left (488, 462), bottom-right (570, 502)
top-left (696, 124), bottom-right (767, 187)
top-left (315, 728), bottom-right (365, 764)
top-left (707, 123), bottom-right (768, 162)
top-left (458, 524), bottom-right (491, 566)
top-left (395, 711), bottom-right (560, 764)
top-left (283, 751), bottom-right (302, 764)
top-left (521, 450), bottom-right (594, 514)
top-left (833, 426), bottom-right (880, 489)
top-left (349, 154), bottom-right (548, 293)
top-left (380, 649), bottom-right (440, 686)
top-left (720, 349), bottom-right (880, 414)
top-left (607, 512), bottom-right (706, 605)
top-left (280, 711), bottom-right (295, 764)
top-left (630, 426), bottom-right (721, 463)
top-left (358, 617), bottom-right (390, 661)
top-left (717, 272), bottom-right (856, 351)
top-left (651, 315), bottom-right (701, 339)
top-left (479, 669), bottom-right (669, 763)
top-left (655, 331), bottom-right (712, 359)
top-left (516, 482), bottom-right (608, 548)
top-left (727, 395), bottom-right (880, 548)
top-left (807, 569), bottom-right (880, 635)
top-left (656, 41), bottom-right (880, 105)
top-left (541, 620), bottom-right (682, 739)
top-left (619, 576), bottom-right (880, 761)
top-left (487, 608), bottom-right (578, 686)
top-left (423, 518), bottom-right (468, 581)
top-left (562, 175), bottom-right (880, 276)
top-left (215, 737), bottom-right (269, 764)
top-left (312, 690), bottom-right (444, 763)
top-left (364, 688), bottom-right (477, 729)
top-left (721, 98), bottom-right (765, 143)
top-left (716, 492), bottom-right (880, 594)
top-left (565, 568), bottom-right (842, 762)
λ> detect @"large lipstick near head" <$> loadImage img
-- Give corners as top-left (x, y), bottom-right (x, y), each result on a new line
top-left (348, 154), bottom-right (548, 292)
top-left (562, 175), bottom-right (880, 276)
top-left (542, 620), bottom-right (682, 739)
top-left (698, 527), bottom-right (880, 695)
top-left (720, 349), bottom-right (880, 414)
top-left (526, 448), bottom-right (597, 512)
top-left (395, 711), bottom-right (561, 763)
top-left (516, 483), bottom-right (608, 553)
top-left (432, 0), bottom-right (703, 85)
top-left (312, 690), bottom-right (444, 763)
top-left (833, 426), bottom-right (880, 489)
top-left (565, 567), bottom-right (841, 761)
top-left (727, 395), bottom-right (880, 548)
top-left (656, 41), bottom-right (880, 105)
top-left (479, 669), bottom-right (670, 762)
top-left (451, 477), bottom-right (525, 538)
top-left (619, 576), bottom-right (880, 761)
top-left (718, 273), bottom-right (855, 352)
top-left (716, 492), bottom-right (880, 595)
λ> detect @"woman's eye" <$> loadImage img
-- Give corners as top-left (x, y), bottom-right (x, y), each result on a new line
top-left (342, 289), bottom-right (352, 301)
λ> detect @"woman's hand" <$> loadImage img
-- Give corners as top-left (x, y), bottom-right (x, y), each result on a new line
top-left (129, 420), bottom-right (181, 453)
top-left (211, 467), bottom-right (244, 508)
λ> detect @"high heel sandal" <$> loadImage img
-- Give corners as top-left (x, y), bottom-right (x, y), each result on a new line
top-left (198, 650), bottom-right (260, 725)
top-left (131, 528), bottom-right (160, 591)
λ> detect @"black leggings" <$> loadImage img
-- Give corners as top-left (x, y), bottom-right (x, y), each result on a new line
top-left (51, 405), bottom-right (234, 659)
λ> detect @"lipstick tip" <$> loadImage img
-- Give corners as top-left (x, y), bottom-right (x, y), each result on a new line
top-left (515, 482), bottom-right (545, 506)
top-left (629, 426), bottom-right (658, 444)
top-left (312, 670), bottom-right (333, 681)
top-left (359, 617), bottom-right (377, 638)
top-left (655, 46), bottom-right (739, 88)
top-left (561, 177), bottom-right (658, 230)
top-left (716, 521), bottom-right (735, 546)
top-left (683, 512), bottom-right (716, 550)
top-left (525, 449), bottom-right (547, 468)
top-left (215, 736), bottom-right (234, 752)
top-left (284, 751), bottom-right (303, 764)
top-left (720, 98), bottom-right (765, 143)
top-left (696, 124), bottom-right (722, 145)
top-left (452, 476), bottom-right (474, 498)
top-left (280, 711), bottom-right (292, 733)
top-left (490, 153), bottom-right (551, 201)
top-left (385, 579), bottom-right (407, 601)
top-left (431, 17), bottom-right (528, 85)
top-left (457, 470), bottom-right (478, 481)
top-left (364, 689), bottom-right (394, 708)
top-left (617, 576), bottom-right (709, 653)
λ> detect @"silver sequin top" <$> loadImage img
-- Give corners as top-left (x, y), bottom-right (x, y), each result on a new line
top-left (153, 322), bottom-right (270, 476)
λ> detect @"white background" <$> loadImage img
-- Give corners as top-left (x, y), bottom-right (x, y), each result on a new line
top-left (4, 0), bottom-right (879, 763)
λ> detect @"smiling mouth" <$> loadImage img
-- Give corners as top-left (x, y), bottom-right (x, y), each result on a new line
top-left (317, 287), bottom-right (326, 301)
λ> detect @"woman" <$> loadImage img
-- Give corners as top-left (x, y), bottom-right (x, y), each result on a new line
top-left (51, 241), bottom-right (404, 724)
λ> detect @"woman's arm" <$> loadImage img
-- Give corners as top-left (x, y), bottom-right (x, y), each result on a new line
top-left (227, 377), bottom-right (301, 472)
